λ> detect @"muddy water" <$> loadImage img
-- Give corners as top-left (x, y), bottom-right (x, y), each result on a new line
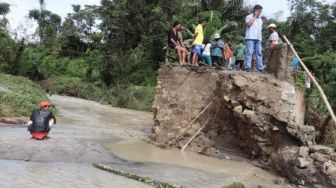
top-left (0, 95), bottom-right (293, 188)
top-left (50, 95), bottom-right (293, 187)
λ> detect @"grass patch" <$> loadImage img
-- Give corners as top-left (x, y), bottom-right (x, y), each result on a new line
top-left (0, 73), bottom-right (51, 117)
top-left (40, 76), bottom-right (155, 111)
top-left (113, 85), bottom-right (156, 111)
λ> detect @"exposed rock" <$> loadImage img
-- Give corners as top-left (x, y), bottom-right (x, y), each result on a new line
top-left (242, 109), bottom-right (255, 117)
top-left (309, 145), bottom-right (334, 155)
top-left (298, 146), bottom-right (309, 158)
top-left (310, 152), bottom-right (330, 163)
top-left (297, 157), bottom-right (310, 168)
top-left (323, 161), bottom-right (336, 175)
top-left (232, 76), bottom-right (247, 87)
top-left (233, 106), bottom-right (243, 116)
top-left (223, 95), bottom-right (231, 103)
top-left (231, 100), bottom-right (240, 108)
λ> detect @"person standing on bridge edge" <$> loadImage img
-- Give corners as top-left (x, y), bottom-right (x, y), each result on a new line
top-left (28, 101), bottom-right (56, 140)
top-left (191, 17), bottom-right (206, 66)
top-left (265, 23), bottom-right (280, 67)
top-left (211, 33), bottom-right (224, 67)
top-left (244, 4), bottom-right (265, 73)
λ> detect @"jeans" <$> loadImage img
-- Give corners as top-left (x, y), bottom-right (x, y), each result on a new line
top-left (245, 40), bottom-right (264, 71)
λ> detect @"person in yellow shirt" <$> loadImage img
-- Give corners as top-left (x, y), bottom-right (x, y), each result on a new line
top-left (191, 18), bottom-right (206, 66)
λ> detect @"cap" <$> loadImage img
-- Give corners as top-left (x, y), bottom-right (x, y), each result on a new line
top-left (39, 101), bottom-right (52, 108)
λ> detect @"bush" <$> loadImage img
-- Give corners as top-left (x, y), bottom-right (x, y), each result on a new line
top-left (113, 85), bottom-right (156, 111)
top-left (0, 73), bottom-right (51, 116)
top-left (40, 76), bottom-right (110, 102)
top-left (40, 76), bottom-right (155, 111)
top-left (19, 47), bottom-right (89, 80)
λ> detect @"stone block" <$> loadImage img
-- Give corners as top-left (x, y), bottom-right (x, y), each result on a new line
top-left (297, 157), bottom-right (310, 168)
top-left (233, 106), bottom-right (243, 117)
top-left (309, 145), bottom-right (334, 155)
top-left (299, 146), bottom-right (309, 158)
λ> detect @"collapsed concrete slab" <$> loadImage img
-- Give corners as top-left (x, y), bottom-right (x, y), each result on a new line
top-left (151, 65), bottom-right (336, 187)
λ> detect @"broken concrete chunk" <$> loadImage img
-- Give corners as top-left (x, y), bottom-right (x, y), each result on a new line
top-left (167, 132), bottom-right (175, 140)
top-left (271, 126), bottom-right (279, 131)
top-left (223, 95), bottom-right (231, 102)
top-left (299, 146), bottom-right (309, 158)
top-left (297, 157), bottom-right (310, 168)
top-left (310, 152), bottom-right (330, 163)
top-left (233, 76), bottom-right (247, 87)
top-left (153, 126), bottom-right (161, 134)
top-left (231, 99), bottom-right (240, 107)
top-left (309, 145), bottom-right (334, 155)
top-left (322, 160), bottom-right (336, 175)
top-left (243, 109), bottom-right (255, 117)
top-left (233, 106), bottom-right (243, 116)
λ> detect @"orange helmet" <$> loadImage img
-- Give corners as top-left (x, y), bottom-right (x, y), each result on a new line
top-left (39, 101), bottom-right (52, 108)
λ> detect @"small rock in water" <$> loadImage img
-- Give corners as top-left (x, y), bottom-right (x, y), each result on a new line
top-left (222, 182), bottom-right (245, 188)
top-left (273, 177), bottom-right (285, 185)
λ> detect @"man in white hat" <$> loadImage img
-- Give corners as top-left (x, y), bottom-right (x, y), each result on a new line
top-left (267, 23), bottom-right (279, 48)
top-left (211, 33), bottom-right (224, 66)
top-left (265, 23), bottom-right (280, 67)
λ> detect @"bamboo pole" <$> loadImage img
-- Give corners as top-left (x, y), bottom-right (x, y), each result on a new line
top-left (283, 36), bottom-right (336, 127)
top-left (179, 101), bottom-right (212, 136)
top-left (181, 119), bottom-right (210, 151)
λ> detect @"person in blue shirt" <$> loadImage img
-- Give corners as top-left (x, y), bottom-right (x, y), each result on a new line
top-left (211, 33), bottom-right (225, 66)
top-left (292, 56), bottom-right (299, 71)
top-left (244, 4), bottom-right (264, 72)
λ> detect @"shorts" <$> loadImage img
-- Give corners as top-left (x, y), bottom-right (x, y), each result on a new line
top-left (192, 45), bottom-right (202, 56)
top-left (168, 44), bottom-right (176, 49)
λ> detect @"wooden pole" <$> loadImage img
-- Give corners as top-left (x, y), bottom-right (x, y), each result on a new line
top-left (283, 36), bottom-right (336, 127)
top-left (179, 101), bottom-right (212, 136)
top-left (181, 119), bottom-right (210, 151)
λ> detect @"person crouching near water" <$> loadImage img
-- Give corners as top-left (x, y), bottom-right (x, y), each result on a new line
top-left (27, 101), bottom-right (56, 140)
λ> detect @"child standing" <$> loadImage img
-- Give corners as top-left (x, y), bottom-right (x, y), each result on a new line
top-left (234, 40), bottom-right (246, 70)
top-left (224, 41), bottom-right (233, 68)
top-left (201, 38), bottom-right (212, 66)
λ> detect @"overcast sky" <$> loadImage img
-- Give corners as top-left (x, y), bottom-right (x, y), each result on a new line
top-left (2, 0), bottom-right (292, 29)
top-left (1, 0), bottom-right (332, 38)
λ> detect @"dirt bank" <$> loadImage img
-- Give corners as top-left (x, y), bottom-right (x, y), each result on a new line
top-left (152, 65), bottom-right (336, 187)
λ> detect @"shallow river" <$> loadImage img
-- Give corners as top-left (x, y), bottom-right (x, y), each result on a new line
top-left (0, 95), bottom-right (294, 188)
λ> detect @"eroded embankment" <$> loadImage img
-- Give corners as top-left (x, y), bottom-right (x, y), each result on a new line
top-left (151, 65), bottom-right (336, 187)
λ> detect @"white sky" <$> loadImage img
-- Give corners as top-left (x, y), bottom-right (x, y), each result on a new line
top-left (1, 0), bottom-right (334, 39)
